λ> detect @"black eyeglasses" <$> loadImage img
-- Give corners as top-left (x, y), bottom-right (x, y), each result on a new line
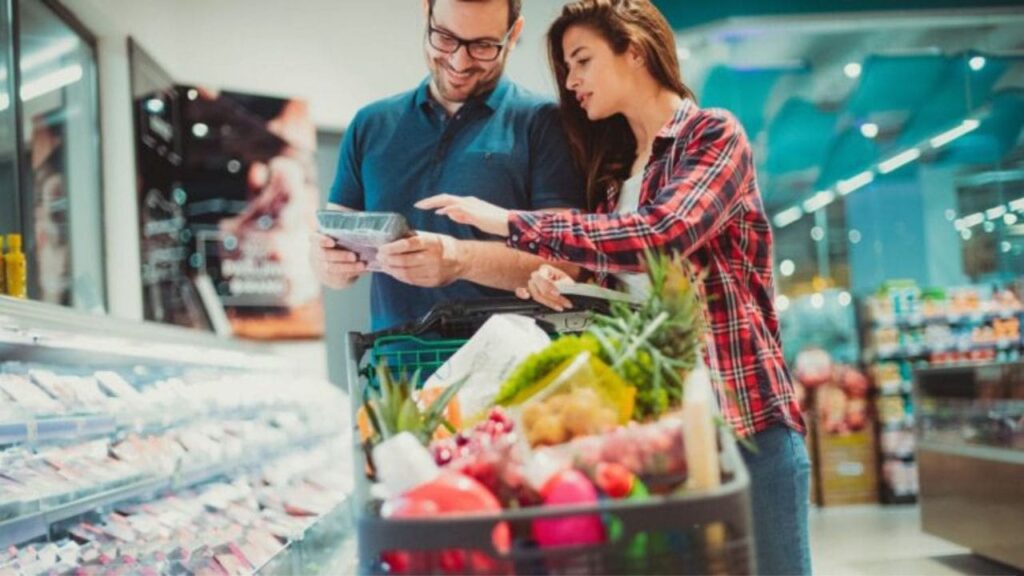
top-left (427, 12), bottom-right (514, 62)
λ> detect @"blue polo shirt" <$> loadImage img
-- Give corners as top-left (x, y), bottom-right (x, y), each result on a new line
top-left (329, 76), bottom-right (584, 331)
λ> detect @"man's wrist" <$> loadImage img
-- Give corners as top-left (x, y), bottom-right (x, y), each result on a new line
top-left (447, 237), bottom-right (471, 281)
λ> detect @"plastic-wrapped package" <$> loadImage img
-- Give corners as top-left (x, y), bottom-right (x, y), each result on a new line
top-left (316, 210), bottom-right (413, 270)
top-left (536, 415), bottom-right (689, 492)
top-left (0, 373), bottom-right (64, 415)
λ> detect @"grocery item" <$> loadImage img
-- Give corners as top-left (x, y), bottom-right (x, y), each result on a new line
top-left (682, 364), bottom-right (721, 490)
top-left (517, 352), bottom-right (634, 447)
top-left (361, 361), bottom-right (465, 448)
top-left (4, 233), bottom-right (26, 298)
top-left (423, 314), bottom-right (552, 420)
top-left (375, 433), bottom-right (509, 574)
top-left (316, 210), bottom-right (412, 271)
top-left (525, 455), bottom-right (605, 549)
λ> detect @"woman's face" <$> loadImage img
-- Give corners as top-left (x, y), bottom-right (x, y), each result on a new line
top-left (562, 24), bottom-right (637, 121)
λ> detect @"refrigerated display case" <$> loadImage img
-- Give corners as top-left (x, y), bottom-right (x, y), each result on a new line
top-left (0, 296), bottom-right (355, 575)
top-left (915, 361), bottom-right (1024, 571)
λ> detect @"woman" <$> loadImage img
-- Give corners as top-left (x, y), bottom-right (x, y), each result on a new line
top-left (418, 0), bottom-right (811, 573)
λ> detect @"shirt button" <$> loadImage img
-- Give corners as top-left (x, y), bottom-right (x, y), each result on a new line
top-left (529, 242), bottom-right (537, 250)
top-left (511, 234), bottom-right (519, 241)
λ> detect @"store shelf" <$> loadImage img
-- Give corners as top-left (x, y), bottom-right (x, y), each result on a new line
top-left (0, 405), bottom-right (292, 448)
top-left (0, 296), bottom-right (286, 372)
top-left (917, 440), bottom-right (1024, 466)
top-left (0, 432), bottom-right (337, 548)
top-left (871, 309), bottom-right (1022, 329)
top-left (256, 499), bottom-right (356, 575)
top-left (870, 340), bottom-right (1023, 362)
top-left (0, 415), bottom-right (117, 446)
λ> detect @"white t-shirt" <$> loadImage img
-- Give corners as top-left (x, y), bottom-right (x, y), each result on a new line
top-left (613, 173), bottom-right (652, 297)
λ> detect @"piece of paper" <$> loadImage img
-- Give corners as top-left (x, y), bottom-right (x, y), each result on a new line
top-left (422, 314), bottom-right (551, 418)
top-left (557, 282), bottom-right (644, 305)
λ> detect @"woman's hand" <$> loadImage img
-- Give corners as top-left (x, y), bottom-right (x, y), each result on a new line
top-left (516, 264), bottom-right (575, 312)
top-left (416, 194), bottom-right (511, 237)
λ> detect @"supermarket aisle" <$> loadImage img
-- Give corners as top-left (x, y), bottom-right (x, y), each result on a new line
top-left (809, 505), bottom-right (1017, 575)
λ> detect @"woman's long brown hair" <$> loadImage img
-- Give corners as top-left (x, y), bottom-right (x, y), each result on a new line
top-left (548, 0), bottom-right (695, 210)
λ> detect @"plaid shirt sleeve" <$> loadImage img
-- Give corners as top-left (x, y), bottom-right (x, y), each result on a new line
top-left (506, 111), bottom-right (749, 275)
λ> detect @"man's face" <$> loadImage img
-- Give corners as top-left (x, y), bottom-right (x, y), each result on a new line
top-left (424, 0), bottom-right (520, 104)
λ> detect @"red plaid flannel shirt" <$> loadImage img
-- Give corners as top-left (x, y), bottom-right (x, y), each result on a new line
top-left (507, 99), bottom-right (804, 438)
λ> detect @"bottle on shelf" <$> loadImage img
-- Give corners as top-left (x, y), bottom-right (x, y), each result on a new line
top-left (5, 233), bottom-right (27, 298)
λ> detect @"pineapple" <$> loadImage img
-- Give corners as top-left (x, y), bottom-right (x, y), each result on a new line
top-left (360, 360), bottom-right (466, 447)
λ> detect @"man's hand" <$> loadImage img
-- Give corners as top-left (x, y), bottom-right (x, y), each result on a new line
top-left (309, 232), bottom-right (366, 290)
top-left (376, 232), bottom-right (465, 287)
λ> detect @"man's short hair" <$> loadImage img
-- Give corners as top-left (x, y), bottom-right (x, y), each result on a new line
top-left (429, 0), bottom-right (522, 29)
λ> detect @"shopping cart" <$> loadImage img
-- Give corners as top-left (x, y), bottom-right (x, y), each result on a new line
top-left (345, 298), bottom-right (756, 575)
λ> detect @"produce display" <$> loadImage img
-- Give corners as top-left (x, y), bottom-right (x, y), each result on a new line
top-left (356, 253), bottom-right (735, 573)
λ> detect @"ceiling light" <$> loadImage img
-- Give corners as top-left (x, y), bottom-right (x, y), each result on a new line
top-left (986, 205), bottom-right (1007, 220)
top-left (848, 229), bottom-right (862, 244)
top-left (775, 295), bottom-right (791, 312)
top-left (944, 209), bottom-right (957, 221)
top-left (962, 212), bottom-right (985, 228)
top-left (1009, 196), bottom-right (1024, 212)
top-left (968, 56), bottom-right (986, 71)
top-left (145, 98), bottom-right (164, 114)
top-left (811, 293), bottom-right (825, 309)
top-left (961, 229), bottom-right (973, 240)
top-left (1001, 241), bottom-right (1011, 253)
top-left (20, 64), bottom-right (83, 101)
top-left (192, 123), bottom-right (210, 138)
top-left (779, 259), bottom-right (796, 277)
top-left (811, 226), bottom-right (825, 242)
top-left (773, 207), bottom-right (803, 228)
top-left (983, 221), bottom-right (996, 233)
top-left (844, 62), bottom-right (862, 79)
top-left (837, 171), bottom-right (875, 195)
top-left (930, 119), bottom-right (980, 149)
top-left (1005, 213), bottom-right (1019, 226)
top-left (802, 190), bottom-right (835, 213)
top-left (860, 123), bottom-right (879, 139)
top-left (838, 291), bottom-right (852, 307)
top-left (878, 148), bottom-right (921, 174)
top-left (187, 88), bottom-right (199, 101)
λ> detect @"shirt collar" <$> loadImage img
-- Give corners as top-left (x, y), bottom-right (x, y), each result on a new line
top-left (654, 97), bottom-right (697, 142)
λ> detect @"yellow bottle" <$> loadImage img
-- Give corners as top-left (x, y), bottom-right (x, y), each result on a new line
top-left (5, 234), bottom-right (27, 299)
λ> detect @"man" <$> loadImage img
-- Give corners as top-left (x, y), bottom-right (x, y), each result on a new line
top-left (312, 0), bottom-right (584, 330)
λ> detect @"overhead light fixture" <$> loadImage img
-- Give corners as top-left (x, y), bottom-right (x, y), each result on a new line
top-left (775, 295), bottom-right (791, 312)
top-left (968, 56), bottom-right (986, 71)
top-left (983, 221), bottom-right (996, 233)
top-left (836, 171), bottom-right (875, 195)
top-left (1006, 213), bottom-right (1020, 226)
top-left (1009, 196), bottom-right (1024, 212)
top-left (930, 119), bottom-right (980, 149)
top-left (192, 123), bottom-right (210, 138)
top-left (838, 291), bottom-right (852, 307)
top-left (860, 123), bottom-right (879, 139)
top-left (844, 62), bottom-right (862, 79)
top-left (773, 206), bottom-right (803, 228)
top-left (962, 212), bottom-right (985, 228)
top-left (20, 64), bottom-right (83, 101)
top-left (848, 229), bottom-right (862, 244)
top-left (1001, 241), bottom-right (1012, 253)
top-left (954, 219), bottom-right (965, 231)
top-left (779, 259), bottom-right (796, 277)
top-left (802, 190), bottom-right (836, 213)
top-left (944, 209), bottom-right (957, 221)
top-left (811, 226), bottom-right (825, 242)
top-left (987, 205), bottom-right (1007, 220)
top-left (21, 37), bottom-right (78, 71)
top-left (961, 229), bottom-right (973, 240)
top-left (811, 293), bottom-right (825, 309)
top-left (878, 148), bottom-right (921, 174)
top-left (187, 88), bottom-right (199, 101)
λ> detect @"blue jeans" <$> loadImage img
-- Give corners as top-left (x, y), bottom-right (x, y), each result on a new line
top-left (740, 425), bottom-right (812, 575)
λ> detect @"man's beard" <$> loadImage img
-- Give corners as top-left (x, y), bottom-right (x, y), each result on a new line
top-left (430, 58), bottom-right (503, 103)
